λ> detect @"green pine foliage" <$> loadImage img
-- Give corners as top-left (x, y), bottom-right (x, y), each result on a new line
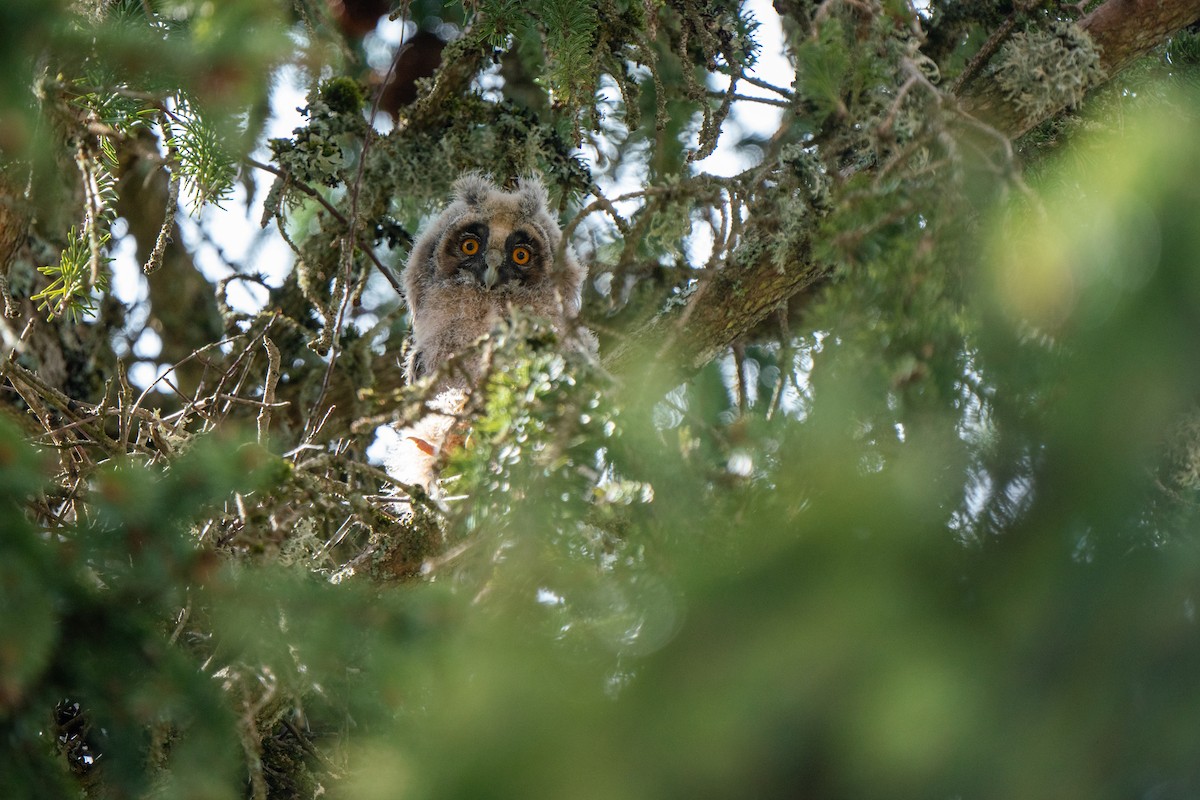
top-left (6, 1), bottom-right (1200, 798)
top-left (167, 99), bottom-right (239, 211)
top-left (32, 227), bottom-right (111, 322)
top-left (541, 0), bottom-right (601, 118)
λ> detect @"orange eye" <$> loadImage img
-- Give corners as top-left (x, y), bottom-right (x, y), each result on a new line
top-left (512, 245), bottom-right (532, 266)
top-left (460, 237), bottom-right (480, 256)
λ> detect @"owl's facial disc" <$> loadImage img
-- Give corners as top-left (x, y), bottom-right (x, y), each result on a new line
top-left (446, 219), bottom-right (546, 290)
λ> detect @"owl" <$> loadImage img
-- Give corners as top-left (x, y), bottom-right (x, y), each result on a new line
top-left (401, 172), bottom-right (587, 384)
top-left (387, 173), bottom-right (589, 495)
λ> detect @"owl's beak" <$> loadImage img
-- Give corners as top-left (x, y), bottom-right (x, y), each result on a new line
top-left (483, 248), bottom-right (503, 288)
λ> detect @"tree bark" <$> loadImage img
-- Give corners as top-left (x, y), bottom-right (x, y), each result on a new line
top-left (962, 0), bottom-right (1200, 137)
top-left (1083, 0), bottom-right (1200, 73)
top-left (0, 170), bottom-right (30, 319)
top-left (605, 238), bottom-right (827, 396)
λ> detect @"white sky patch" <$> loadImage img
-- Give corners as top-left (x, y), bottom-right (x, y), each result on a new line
top-left (365, 424), bottom-right (402, 465)
top-left (108, 218), bottom-right (144, 316)
top-left (727, 450), bottom-right (754, 477)
top-left (690, 0), bottom-right (791, 178)
top-left (128, 360), bottom-right (171, 389)
top-left (364, 17), bottom-right (417, 70)
top-left (537, 587), bottom-right (566, 607)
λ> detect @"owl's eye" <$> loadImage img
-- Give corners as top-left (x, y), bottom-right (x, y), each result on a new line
top-left (511, 245), bottom-right (532, 266)
top-left (460, 237), bottom-right (480, 256)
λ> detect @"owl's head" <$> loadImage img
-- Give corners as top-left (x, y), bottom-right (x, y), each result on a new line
top-left (401, 172), bottom-right (590, 383)
top-left (431, 173), bottom-right (562, 291)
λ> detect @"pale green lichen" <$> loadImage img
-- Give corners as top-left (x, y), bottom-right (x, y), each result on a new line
top-left (994, 20), bottom-right (1106, 118)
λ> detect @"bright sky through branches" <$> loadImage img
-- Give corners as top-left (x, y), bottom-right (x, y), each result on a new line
top-left (114, 0), bottom-right (793, 389)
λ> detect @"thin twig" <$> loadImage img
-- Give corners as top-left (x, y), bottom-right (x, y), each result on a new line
top-left (766, 308), bottom-right (790, 421)
top-left (257, 338), bottom-right (281, 443)
top-left (950, 12), bottom-right (1020, 96)
top-left (304, 5), bottom-right (411, 445)
top-left (705, 90), bottom-right (791, 108)
top-left (168, 594), bottom-right (191, 646)
top-left (732, 340), bottom-right (748, 414)
top-left (244, 157), bottom-right (403, 296)
top-left (736, 72), bottom-right (795, 98)
top-left (145, 115), bottom-right (180, 275)
top-left (120, 334), bottom-right (249, 452)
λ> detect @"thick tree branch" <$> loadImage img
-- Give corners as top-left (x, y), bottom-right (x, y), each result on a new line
top-left (605, 241), bottom-right (827, 395)
top-left (962, 0), bottom-right (1200, 137)
top-left (1082, 0), bottom-right (1200, 75)
top-left (609, 0), bottom-right (1200, 390)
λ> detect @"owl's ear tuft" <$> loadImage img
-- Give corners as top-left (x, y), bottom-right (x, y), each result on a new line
top-left (515, 175), bottom-right (549, 218)
top-left (452, 172), bottom-right (493, 208)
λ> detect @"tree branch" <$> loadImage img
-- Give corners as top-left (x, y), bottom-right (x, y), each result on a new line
top-left (961, 0), bottom-right (1200, 137)
top-left (609, 0), bottom-right (1200, 390)
top-left (604, 226), bottom-right (828, 395)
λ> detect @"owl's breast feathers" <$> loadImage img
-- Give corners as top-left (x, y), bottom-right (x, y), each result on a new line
top-left (406, 278), bottom-right (578, 379)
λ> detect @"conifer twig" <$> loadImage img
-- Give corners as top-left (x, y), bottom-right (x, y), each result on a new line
top-left (303, 0), bottom-right (410, 445)
top-left (705, 90), bottom-right (791, 108)
top-left (950, 11), bottom-right (1021, 96)
top-left (257, 338), bottom-right (281, 443)
top-left (244, 157), bottom-right (403, 296)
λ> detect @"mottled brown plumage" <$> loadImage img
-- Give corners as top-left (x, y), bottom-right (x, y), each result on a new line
top-left (387, 174), bottom-right (589, 495)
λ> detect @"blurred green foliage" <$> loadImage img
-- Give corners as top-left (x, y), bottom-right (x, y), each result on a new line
top-left (4, 1), bottom-right (1200, 799)
top-left (8, 97), bottom-right (1200, 797)
top-left (0, 426), bottom-right (281, 799)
